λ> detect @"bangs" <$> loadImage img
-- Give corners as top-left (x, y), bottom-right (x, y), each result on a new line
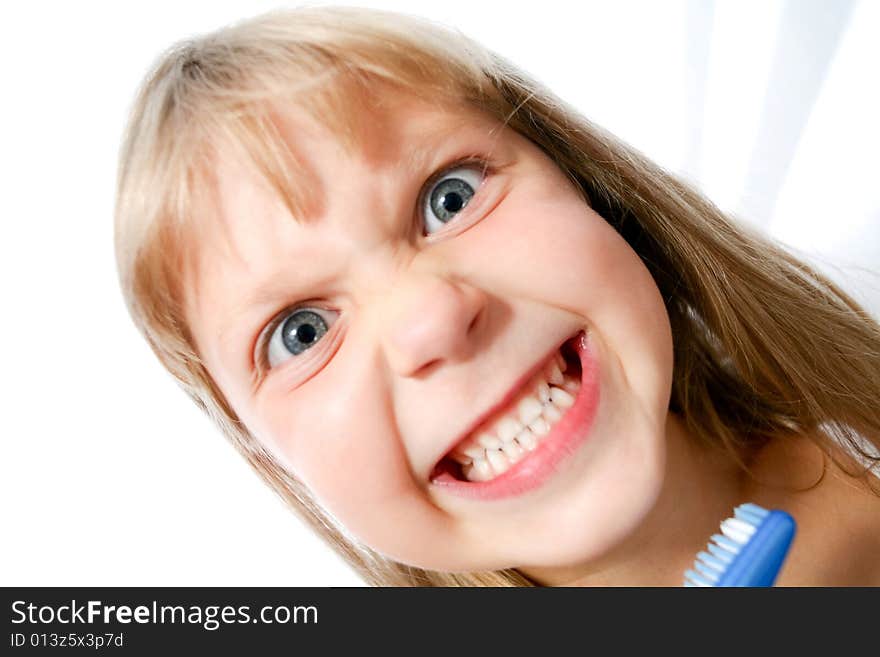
top-left (161, 5), bottom-right (492, 227)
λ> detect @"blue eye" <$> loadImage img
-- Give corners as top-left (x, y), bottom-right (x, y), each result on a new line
top-left (422, 164), bottom-right (484, 234)
top-left (265, 307), bottom-right (336, 369)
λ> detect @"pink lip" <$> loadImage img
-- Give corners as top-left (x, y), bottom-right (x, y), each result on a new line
top-left (429, 330), bottom-right (599, 501)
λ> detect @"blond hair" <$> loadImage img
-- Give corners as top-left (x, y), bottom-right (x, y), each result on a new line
top-left (114, 6), bottom-right (880, 586)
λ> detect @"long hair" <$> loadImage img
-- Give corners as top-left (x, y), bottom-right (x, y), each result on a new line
top-left (113, 6), bottom-right (880, 586)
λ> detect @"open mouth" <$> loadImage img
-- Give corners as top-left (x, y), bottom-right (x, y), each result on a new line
top-left (429, 331), bottom-right (585, 485)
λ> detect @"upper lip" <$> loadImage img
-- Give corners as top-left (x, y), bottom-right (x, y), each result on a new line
top-left (430, 331), bottom-right (577, 478)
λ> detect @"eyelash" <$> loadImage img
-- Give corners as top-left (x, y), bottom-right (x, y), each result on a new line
top-left (253, 152), bottom-right (496, 379)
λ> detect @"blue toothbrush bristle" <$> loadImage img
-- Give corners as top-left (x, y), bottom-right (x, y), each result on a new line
top-left (683, 569), bottom-right (713, 587)
top-left (711, 533), bottom-right (742, 553)
top-left (735, 503), bottom-right (769, 525)
top-left (706, 543), bottom-right (734, 563)
top-left (697, 550), bottom-right (726, 571)
top-left (683, 502), bottom-right (796, 587)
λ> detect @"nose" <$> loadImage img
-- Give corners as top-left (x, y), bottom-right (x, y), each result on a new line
top-left (379, 272), bottom-right (488, 378)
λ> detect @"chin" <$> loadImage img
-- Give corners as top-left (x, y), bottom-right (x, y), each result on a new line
top-left (511, 422), bottom-right (669, 571)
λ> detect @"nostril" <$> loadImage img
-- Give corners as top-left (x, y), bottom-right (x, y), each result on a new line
top-left (467, 305), bottom-right (485, 337)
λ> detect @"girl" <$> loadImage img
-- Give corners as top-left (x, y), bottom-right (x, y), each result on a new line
top-left (114, 6), bottom-right (880, 586)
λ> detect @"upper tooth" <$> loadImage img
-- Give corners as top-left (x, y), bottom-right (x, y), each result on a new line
top-left (549, 386), bottom-right (574, 409)
top-left (477, 432), bottom-right (502, 450)
top-left (496, 417), bottom-right (524, 443)
top-left (517, 397), bottom-right (544, 426)
top-left (548, 362), bottom-right (564, 386)
top-left (556, 351), bottom-right (568, 372)
top-left (460, 444), bottom-right (487, 460)
top-left (536, 381), bottom-right (551, 403)
top-left (449, 450), bottom-right (473, 465)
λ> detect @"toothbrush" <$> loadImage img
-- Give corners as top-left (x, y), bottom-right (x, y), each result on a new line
top-left (683, 502), bottom-right (797, 587)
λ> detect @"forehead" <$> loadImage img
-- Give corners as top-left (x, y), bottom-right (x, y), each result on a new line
top-left (196, 84), bottom-right (499, 249)
top-left (202, 80), bottom-right (498, 220)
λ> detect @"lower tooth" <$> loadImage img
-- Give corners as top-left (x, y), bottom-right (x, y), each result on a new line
top-left (543, 403), bottom-right (563, 423)
top-left (527, 417), bottom-right (550, 437)
top-left (459, 394), bottom-right (582, 481)
top-left (517, 429), bottom-right (539, 450)
top-left (549, 386), bottom-right (574, 408)
top-left (485, 448), bottom-right (509, 475)
top-left (470, 458), bottom-right (493, 481)
top-left (501, 440), bottom-right (524, 461)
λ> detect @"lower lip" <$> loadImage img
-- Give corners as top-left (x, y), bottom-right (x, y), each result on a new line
top-left (429, 330), bottom-right (599, 501)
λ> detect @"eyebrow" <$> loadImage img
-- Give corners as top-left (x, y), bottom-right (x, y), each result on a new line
top-left (264, 114), bottom-right (483, 227)
top-left (215, 268), bottom-right (336, 353)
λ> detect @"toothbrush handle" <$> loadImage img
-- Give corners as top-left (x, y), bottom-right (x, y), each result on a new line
top-left (717, 510), bottom-right (797, 587)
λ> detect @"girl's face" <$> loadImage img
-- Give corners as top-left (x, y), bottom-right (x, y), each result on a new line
top-left (184, 87), bottom-right (674, 573)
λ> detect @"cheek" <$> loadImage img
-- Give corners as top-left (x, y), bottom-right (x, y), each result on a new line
top-left (471, 188), bottom-right (674, 406)
top-left (250, 384), bottom-right (393, 497)
top-left (244, 362), bottom-right (432, 550)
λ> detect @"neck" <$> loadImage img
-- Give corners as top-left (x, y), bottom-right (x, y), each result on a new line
top-left (519, 411), bottom-right (752, 586)
top-left (737, 431), bottom-right (880, 586)
top-left (516, 412), bottom-right (880, 586)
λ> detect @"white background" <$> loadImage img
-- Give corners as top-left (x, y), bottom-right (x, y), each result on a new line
top-left (2, 0), bottom-right (878, 586)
